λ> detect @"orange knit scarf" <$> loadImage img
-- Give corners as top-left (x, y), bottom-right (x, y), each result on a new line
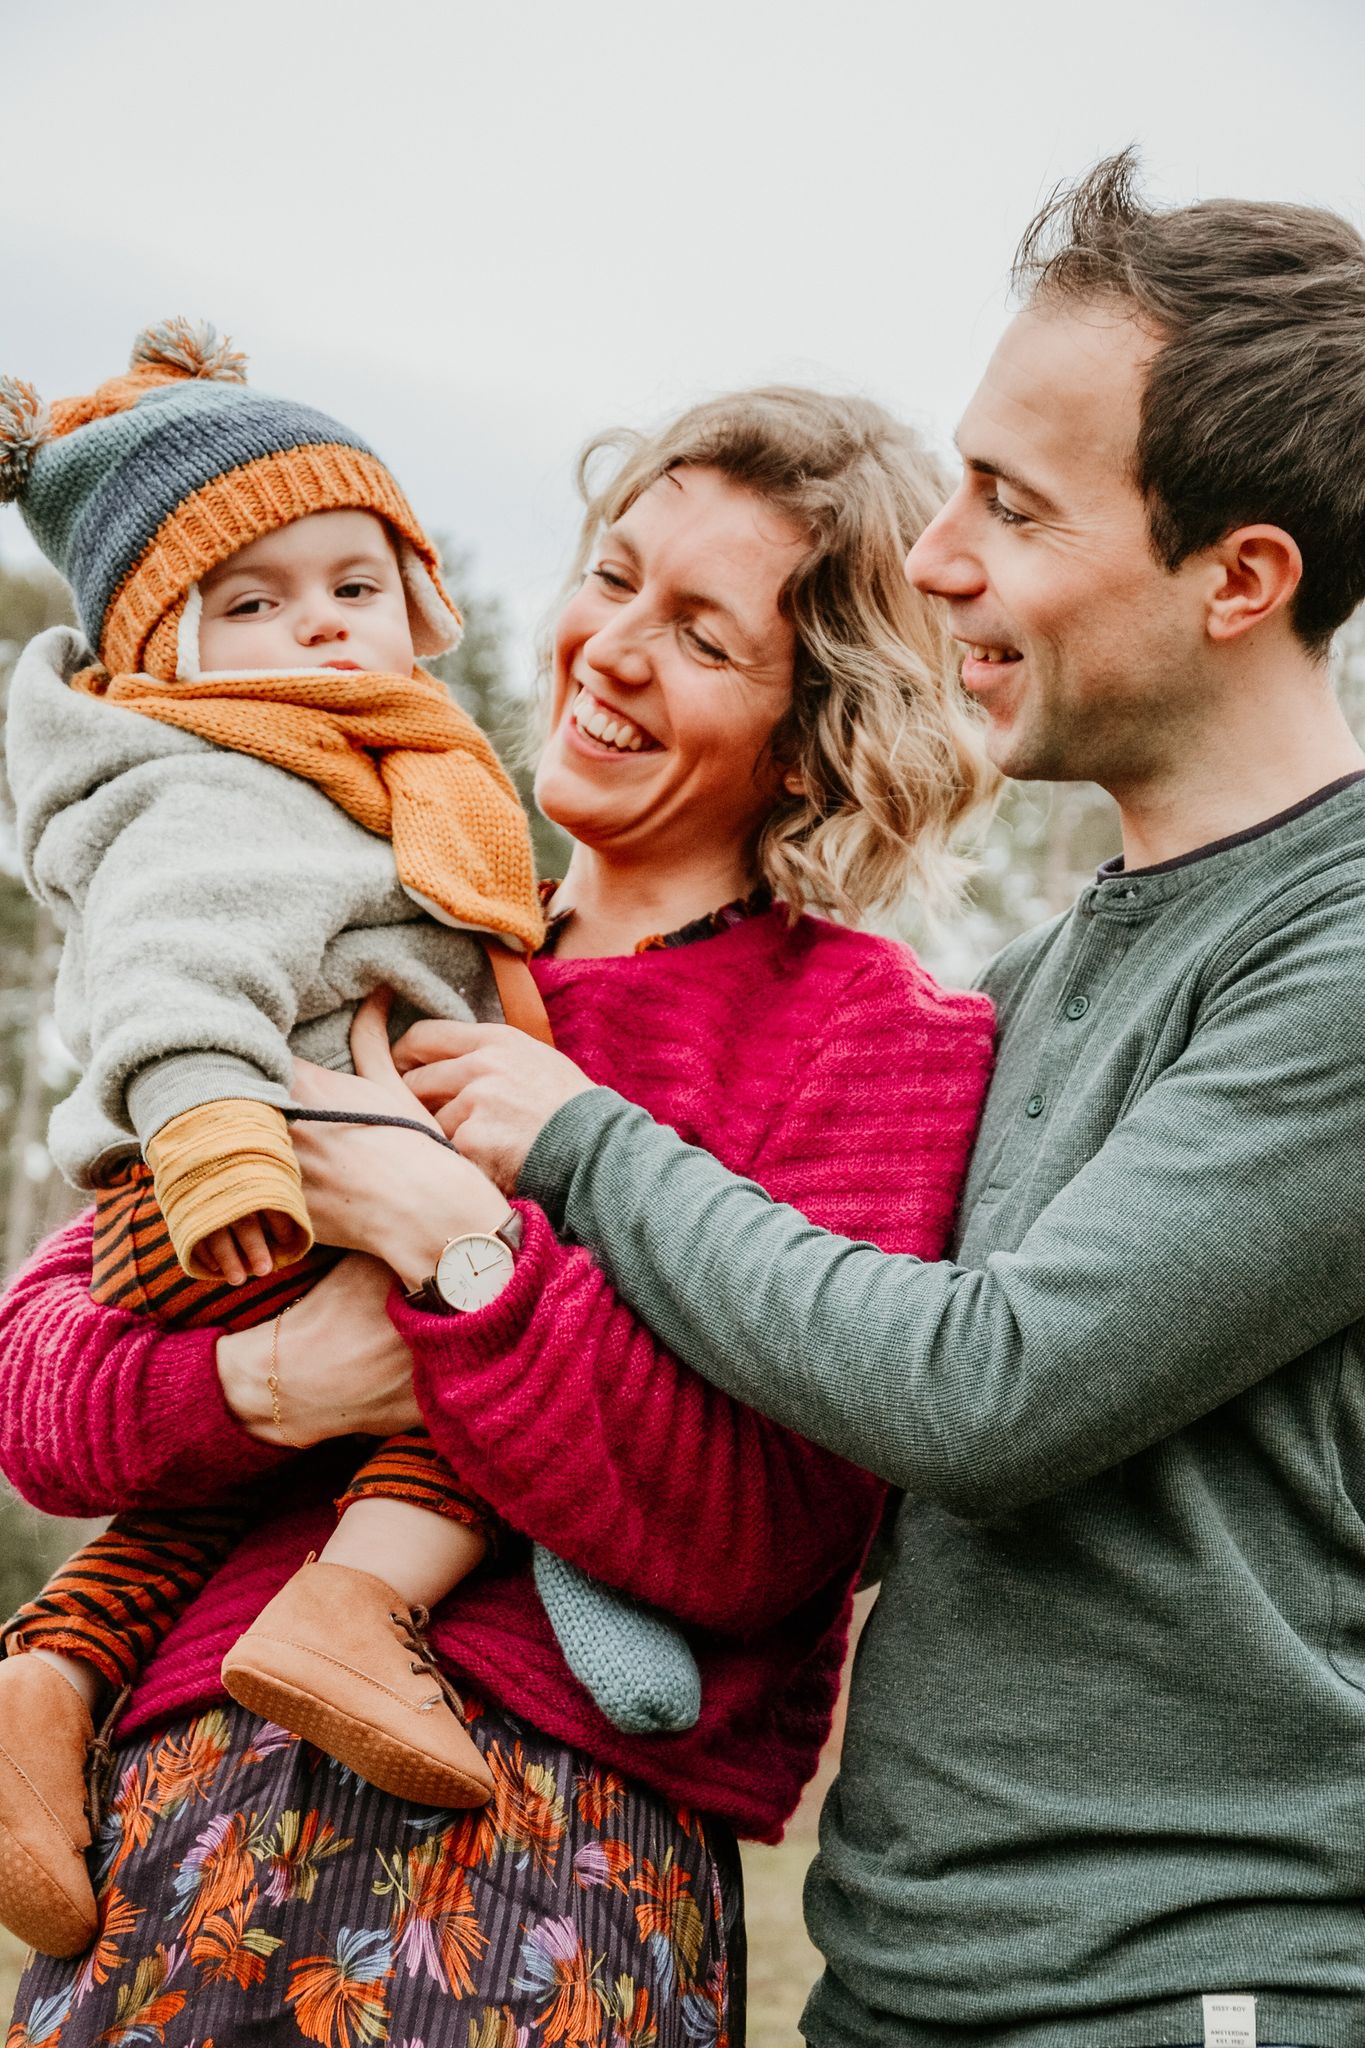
top-left (72, 664), bottom-right (545, 954)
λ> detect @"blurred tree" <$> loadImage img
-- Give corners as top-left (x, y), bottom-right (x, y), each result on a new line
top-left (916, 779), bottom-right (1120, 986)
top-left (0, 556), bottom-right (82, 1600)
top-left (1336, 608), bottom-right (1365, 733)
top-left (427, 543), bottom-right (570, 883)
top-left (0, 559), bottom-right (78, 1276)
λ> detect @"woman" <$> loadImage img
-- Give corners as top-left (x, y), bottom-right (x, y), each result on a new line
top-left (1, 388), bottom-right (993, 2045)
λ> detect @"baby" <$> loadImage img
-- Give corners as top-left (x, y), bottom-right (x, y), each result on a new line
top-left (0, 324), bottom-right (699, 1960)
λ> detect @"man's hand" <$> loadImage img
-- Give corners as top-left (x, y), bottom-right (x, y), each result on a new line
top-left (390, 1016), bottom-right (597, 1193)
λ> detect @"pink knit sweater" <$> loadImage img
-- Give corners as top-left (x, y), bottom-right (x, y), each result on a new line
top-left (0, 909), bottom-right (992, 1839)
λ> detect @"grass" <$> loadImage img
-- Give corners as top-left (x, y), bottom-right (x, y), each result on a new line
top-left (742, 1834), bottom-right (824, 2045)
top-left (1, 1931), bottom-right (22, 2024)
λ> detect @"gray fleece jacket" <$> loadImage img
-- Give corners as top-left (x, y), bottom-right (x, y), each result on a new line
top-left (4, 626), bottom-right (498, 1188)
top-left (4, 624), bottom-right (703, 1747)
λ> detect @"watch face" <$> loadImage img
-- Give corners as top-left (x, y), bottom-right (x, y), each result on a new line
top-left (434, 1233), bottom-right (516, 1311)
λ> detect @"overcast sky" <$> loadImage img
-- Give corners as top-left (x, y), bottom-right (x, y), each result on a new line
top-left (4, 0), bottom-right (1362, 667)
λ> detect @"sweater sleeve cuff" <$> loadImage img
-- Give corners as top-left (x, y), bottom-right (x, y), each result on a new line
top-left (133, 1322), bottom-right (291, 1499)
top-left (518, 1087), bottom-right (643, 1229)
top-left (387, 1198), bottom-right (557, 1368)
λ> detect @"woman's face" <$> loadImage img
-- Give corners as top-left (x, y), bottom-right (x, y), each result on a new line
top-left (536, 466), bottom-right (807, 874)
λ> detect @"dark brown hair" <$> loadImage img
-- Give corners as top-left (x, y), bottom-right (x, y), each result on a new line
top-left (1013, 147), bottom-right (1365, 653)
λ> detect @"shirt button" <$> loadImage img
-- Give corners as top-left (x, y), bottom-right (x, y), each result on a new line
top-left (1065, 995), bottom-right (1090, 1020)
top-left (1025, 1094), bottom-right (1045, 1118)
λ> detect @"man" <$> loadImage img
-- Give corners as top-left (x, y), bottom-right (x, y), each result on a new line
top-left (420, 153), bottom-right (1365, 2045)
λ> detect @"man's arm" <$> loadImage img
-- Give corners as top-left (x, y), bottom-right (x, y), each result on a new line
top-left (521, 894), bottom-right (1365, 1515)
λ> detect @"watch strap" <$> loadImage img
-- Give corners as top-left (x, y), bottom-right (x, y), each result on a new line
top-left (404, 1275), bottom-right (449, 1315)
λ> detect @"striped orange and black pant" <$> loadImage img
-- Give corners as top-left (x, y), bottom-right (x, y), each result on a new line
top-left (3, 1163), bottom-right (496, 1692)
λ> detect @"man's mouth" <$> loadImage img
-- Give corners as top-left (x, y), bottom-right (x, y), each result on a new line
top-left (956, 640), bottom-right (1024, 697)
top-left (570, 687), bottom-right (659, 753)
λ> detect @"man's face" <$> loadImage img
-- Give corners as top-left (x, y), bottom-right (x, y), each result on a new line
top-left (906, 303), bottom-right (1214, 786)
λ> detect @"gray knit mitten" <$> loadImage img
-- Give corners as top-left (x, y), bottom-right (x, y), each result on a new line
top-left (533, 1546), bottom-right (701, 1735)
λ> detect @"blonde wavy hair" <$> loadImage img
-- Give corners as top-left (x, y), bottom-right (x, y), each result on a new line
top-left (551, 386), bottom-right (996, 923)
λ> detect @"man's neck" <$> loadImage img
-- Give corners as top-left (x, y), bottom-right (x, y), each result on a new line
top-left (549, 846), bottom-right (759, 959)
top-left (1111, 658), bottom-right (1365, 871)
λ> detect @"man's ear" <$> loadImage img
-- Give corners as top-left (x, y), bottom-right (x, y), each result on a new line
top-left (1204, 525), bottom-right (1303, 644)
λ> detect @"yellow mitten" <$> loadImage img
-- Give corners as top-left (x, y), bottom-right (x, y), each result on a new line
top-left (145, 1099), bottom-right (313, 1279)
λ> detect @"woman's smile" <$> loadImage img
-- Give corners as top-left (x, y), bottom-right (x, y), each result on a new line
top-left (567, 685), bottom-right (660, 755)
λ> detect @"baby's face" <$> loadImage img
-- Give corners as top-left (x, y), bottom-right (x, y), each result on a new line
top-left (196, 509), bottom-right (415, 676)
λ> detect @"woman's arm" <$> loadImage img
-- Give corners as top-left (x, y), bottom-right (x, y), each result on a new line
top-left (0, 1210), bottom-right (278, 1516)
top-left (0, 1217), bottom-right (419, 1518)
top-left (299, 956), bottom-right (991, 1632)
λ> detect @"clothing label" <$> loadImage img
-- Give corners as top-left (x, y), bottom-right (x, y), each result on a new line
top-left (1202, 1993), bottom-right (1256, 2047)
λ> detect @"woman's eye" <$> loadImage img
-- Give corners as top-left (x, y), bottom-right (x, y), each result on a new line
top-left (590, 566), bottom-right (632, 594)
top-left (684, 626), bottom-right (729, 666)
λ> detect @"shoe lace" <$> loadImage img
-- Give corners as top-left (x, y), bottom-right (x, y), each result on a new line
top-left (85, 1684), bottom-right (131, 1835)
top-left (390, 1606), bottom-right (469, 1721)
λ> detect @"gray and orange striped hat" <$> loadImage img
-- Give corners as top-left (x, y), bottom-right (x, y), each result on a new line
top-left (0, 319), bottom-right (462, 679)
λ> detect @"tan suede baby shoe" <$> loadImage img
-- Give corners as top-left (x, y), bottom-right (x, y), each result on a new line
top-left (221, 1559), bottom-right (494, 1808)
top-left (0, 1655), bottom-right (99, 1957)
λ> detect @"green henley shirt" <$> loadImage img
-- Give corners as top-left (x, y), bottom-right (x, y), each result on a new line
top-left (521, 774), bottom-right (1365, 2047)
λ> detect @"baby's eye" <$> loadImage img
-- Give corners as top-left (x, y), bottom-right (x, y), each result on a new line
top-left (226, 596), bottom-right (272, 617)
top-left (335, 578), bottom-right (380, 600)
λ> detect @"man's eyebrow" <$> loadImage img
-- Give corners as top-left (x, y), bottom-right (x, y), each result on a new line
top-left (957, 446), bottom-right (1062, 517)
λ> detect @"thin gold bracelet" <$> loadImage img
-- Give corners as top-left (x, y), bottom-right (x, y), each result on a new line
top-left (267, 1302), bottom-right (305, 1450)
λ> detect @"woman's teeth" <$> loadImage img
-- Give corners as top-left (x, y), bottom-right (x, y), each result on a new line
top-left (968, 645), bottom-right (1021, 664)
top-left (572, 688), bottom-right (648, 752)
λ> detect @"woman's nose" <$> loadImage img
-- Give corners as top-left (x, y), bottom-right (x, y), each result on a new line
top-left (905, 493), bottom-right (985, 601)
top-left (582, 609), bottom-right (652, 687)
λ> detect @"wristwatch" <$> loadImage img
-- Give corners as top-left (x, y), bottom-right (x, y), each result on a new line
top-left (405, 1211), bottom-right (524, 1314)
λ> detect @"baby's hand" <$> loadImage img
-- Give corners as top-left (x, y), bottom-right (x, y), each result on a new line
top-left (197, 1210), bottom-right (298, 1286)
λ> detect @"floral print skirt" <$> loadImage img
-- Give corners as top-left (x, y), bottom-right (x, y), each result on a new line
top-left (7, 1697), bottom-right (745, 2047)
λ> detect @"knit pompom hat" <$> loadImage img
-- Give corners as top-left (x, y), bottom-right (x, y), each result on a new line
top-left (0, 319), bottom-right (462, 680)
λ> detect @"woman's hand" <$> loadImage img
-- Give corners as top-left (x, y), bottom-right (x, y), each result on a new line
top-left (391, 1018), bottom-right (597, 1192)
top-left (217, 1253), bottom-right (422, 1446)
top-left (288, 996), bottom-right (513, 1286)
